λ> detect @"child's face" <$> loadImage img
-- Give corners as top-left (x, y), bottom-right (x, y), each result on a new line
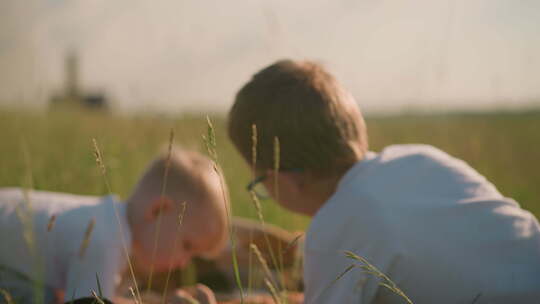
top-left (132, 204), bottom-right (224, 273)
top-left (260, 171), bottom-right (304, 214)
top-left (260, 170), bottom-right (324, 216)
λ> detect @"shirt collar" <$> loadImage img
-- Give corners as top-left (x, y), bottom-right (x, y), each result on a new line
top-left (311, 151), bottom-right (378, 221)
top-left (335, 151), bottom-right (378, 192)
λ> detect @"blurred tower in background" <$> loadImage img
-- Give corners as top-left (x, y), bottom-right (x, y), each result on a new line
top-left (49, 50), bottom-right (109, 111)
top-left (65, 51), bottom-right (80, 101)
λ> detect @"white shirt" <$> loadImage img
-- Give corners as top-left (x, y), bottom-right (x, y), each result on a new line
top-left (304, 145), bottom-right (540, 304)
top-left (0, 188), bottom-right (131, 301)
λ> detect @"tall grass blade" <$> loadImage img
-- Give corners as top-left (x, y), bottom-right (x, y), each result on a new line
top-left (129, 287), bottom-right (140, 304)
top-left (161, 202), bottom-right (188, 304)
top-left (91, 290), bottom-right (106, 304)
top-left (248, 191), bottom-right (282, 285)
top-left (247, 231), bottom-right (255, 297)
top-left (272, 137), bottom-right (287, 296)
top-left (251, 124), bottom-right (257, 178)
top-left (344, 251), bottom-right (413, 304)
top-left (0, 288), bottom-right (14, 304)
top-left (273, 137), bottom-right (280, 202)
top-left (147, 128), bottom-right (175, 292)
top-left (322, 264), bottom-right (355, 296)
top-left (250, 244), bottom-right (277, 289)
top-left (92, 138), bottom-right (142, 304)
top-left (248, 124), bottom-right (258, 296)
top-left (47, 214), bottom-right (56, 232)
top-left (0, 265), bottom-right (36, 284)
top-left (281, 234), bottom-right (303, 255)
top-left (17, 139), bottom-right (45, 304)
top-left (203, 116), bottom-right (244, 303)
top-left (252, 243), bottom-right (282, 304)
top-left (246, 168), bottom-right (286, 298)
top-left (79, 218), bottom-right (96, 258)
top-left (264, 278), bottom-right (282, 304)
top-left (96, 273), bottom-right (103, 298)
top-left (244, 135), bottom-right (287, 300)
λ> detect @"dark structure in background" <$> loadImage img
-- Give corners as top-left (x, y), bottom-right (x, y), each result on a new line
top-left (49, 51), bottom-right (109, 110)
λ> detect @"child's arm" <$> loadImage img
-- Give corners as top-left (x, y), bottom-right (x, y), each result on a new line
top-left (111, 285), bottom-right (217, 304)
top-left (169, 284), bottom-right (217, 304)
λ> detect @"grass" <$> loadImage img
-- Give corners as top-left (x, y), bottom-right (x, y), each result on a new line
top-left (0, 108), bottom-right (309, 231)
top-left (161, 201), bottom-right (187, 304)
top-left (147, 128), bottom-right (174, 294)
top-left (92, 138), bottom-right (142, 303)
top-left (1, 107), bottom-right (540, 302)
top-left (1, 108), bottom-right (538, 225)
top-left (343, 251), bottom-right (412, 304)
top-left (203, 116), bottom-right (245, 303)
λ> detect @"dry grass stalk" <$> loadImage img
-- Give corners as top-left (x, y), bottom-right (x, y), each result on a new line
top-left (249, 244), bottom-right (275, 287)
top-left (272, 137), bottom-right (287, 298)
top-left (264, 279), bottom-right (281, 304)
top-left (18, 139), bottom-right (35, 254)
top-left (161, 201), bottom-right (188, 304)
top-left (326, 264), bottom-right (355, 291)
top-left (16, 139), bottom-right (45, 304)
top-left (248, 128), bottom-right (287, 300)
top-left (47, 214), bottom-right (56, 232)
top-left (92, 139), bottom-right (107, 177)
top-left (247, 191), bottom-right (285, 293)
top-left (251, 124), bottom-right (257, 178)
top-left (281, 234), bottom-right (302, 255)
top-left (250, 243), bottom-right (285, 304)
top-left (0, 289), bottom-right (14, 304)
top-left (92, 138), bottom-right (142, 304)
top-left (129, 287), bottom-right (140, 304)
top-left (248, 124), bottom-right (258, 297)
top-left (96, 273), bottom-right (104, 298)
top-left (203, 116), bottom-right (245, 303)
top-left (272, 137), bottom-right (280, 202)
top-left (344, 251), bottom-right (413, 304)
top-left (91, 290), bottom-right (106, 304)
top-left (147, 128), bottom-right (175, 292)
top-left (78, 218), bottom-right (96, 258)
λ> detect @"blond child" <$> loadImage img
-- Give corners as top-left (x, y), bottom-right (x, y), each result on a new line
top-left (227, 59), bottom-right (540, 303)
top-left (0, 147), bottom-right (227, 303)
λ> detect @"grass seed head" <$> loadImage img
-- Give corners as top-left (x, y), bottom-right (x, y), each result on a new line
top-left (47, 214), bottom-right (56, 232)
top-left (79, 218), bottom-right (96, 258)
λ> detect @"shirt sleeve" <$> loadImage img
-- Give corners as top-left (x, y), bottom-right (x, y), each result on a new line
top-left (64, 238), bottom-right (124, 300)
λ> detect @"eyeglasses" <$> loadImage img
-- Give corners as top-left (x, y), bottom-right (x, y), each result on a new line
top-left (246, 168), bottom-right (303, 200)
top-left (246, 174), bottom-right (270, 200)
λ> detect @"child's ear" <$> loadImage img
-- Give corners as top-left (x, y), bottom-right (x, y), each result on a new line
top-left (145, 196), bottom-right (174, 221)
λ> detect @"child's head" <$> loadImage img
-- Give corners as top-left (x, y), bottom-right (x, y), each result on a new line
top-left (126, 147), bottom-right (228, 272)
top-left (228, 59), bottom-right (368, 215)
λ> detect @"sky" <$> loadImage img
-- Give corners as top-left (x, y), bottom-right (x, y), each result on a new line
top-left (1, 0), bottom-right (539, 113)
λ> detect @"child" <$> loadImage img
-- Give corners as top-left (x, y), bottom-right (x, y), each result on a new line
top-left (0, 147), bottom-right (228, 303)
top-left (227, 60), bottom-right (540, 303)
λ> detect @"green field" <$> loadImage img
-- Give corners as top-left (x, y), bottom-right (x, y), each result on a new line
top-left (1, 108), bottom-right (539, 231)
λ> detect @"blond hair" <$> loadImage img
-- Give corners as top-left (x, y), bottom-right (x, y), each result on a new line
top-left (130, 147), bottom-right (229, 255)
top-left (135, 148), bottom-right (221, 203)
top-left (228, 59), bottom-right (368, 177)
